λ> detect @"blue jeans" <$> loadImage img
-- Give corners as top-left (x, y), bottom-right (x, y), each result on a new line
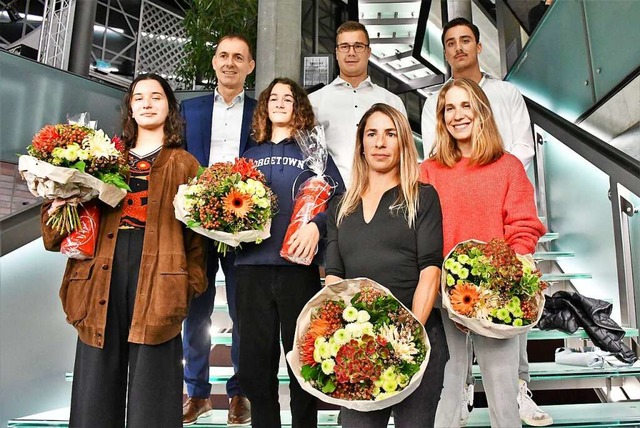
top-left (183, 243), bottom-right (243, 398)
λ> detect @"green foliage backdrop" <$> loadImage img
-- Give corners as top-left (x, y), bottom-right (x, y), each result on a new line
top-left (178, 0), bottom-right (258, 89)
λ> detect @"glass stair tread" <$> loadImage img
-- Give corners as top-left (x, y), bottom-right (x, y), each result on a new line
top-left (472, 361), bottom-right (640, 382)
top-left (541, 272), bottom-right (593, 281)
top-left (527, 327), bottom-right (639, 340)
top-left (8, 403), bottom-right (640, 427)
top-left (533, 251), bottom-right (575, 260)
top-left (467, 402), bottom-right (640, 427)
top-left (539, 232), bottom-right (560, 242)
top-left (208, 328), bottom-right (640, 344)
top-left (69, 361), bottom-right (640, 385)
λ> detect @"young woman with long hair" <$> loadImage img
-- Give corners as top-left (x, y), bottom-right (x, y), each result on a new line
top-left (420, 78), bottom-right (546, 428)
top-left (41, 73), bottom-right (206, 427)
top-left (325, 103), bottom-right (448, 427)
top-left (234, 77), bottom-right (345, 428)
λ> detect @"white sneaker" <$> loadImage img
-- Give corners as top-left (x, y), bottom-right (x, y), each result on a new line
top-left (517, 380), bottom-right (553, 426)
top-left (460, 383), bottom-right (474, 427)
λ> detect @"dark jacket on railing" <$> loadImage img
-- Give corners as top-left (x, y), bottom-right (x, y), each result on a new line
top-left (539, 290), bottom-right (637, 364)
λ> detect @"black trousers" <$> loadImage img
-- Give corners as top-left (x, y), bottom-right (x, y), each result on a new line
top-left (236, 264), bottom-right (320, 428)
top-left (69, 229), bottom-right (183, 428)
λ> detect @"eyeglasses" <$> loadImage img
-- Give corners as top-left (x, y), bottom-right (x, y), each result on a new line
top-left (336, 43), bottom-right (369, 53)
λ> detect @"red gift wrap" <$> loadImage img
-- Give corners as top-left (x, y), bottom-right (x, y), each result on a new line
top-left (60, 203), bottom-right (101, 259)
top-left (280, 176), bottom-right (332, 265)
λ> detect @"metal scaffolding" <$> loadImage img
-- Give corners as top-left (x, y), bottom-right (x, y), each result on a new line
top-left (37, 0), bottom-right (75, 69)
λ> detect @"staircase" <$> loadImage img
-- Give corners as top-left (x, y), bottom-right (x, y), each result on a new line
top-left (10, 236), bottom-right (640, 428)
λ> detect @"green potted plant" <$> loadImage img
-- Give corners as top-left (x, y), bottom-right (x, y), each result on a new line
top-left (178, 0), bottom-right (258, 89)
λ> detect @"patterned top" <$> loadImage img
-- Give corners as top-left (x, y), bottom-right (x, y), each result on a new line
top-left (119, 147), bottom-right (162, 229)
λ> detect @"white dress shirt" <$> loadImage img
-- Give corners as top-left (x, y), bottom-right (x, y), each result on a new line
top-left (309, 76), bottom-right (407, 186)
top-left (209, 89), bottom-right (245, 165)
top-left (420, 73), bottom-right (535, 169)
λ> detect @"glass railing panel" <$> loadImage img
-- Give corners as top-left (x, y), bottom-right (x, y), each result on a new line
top-left (417, 20), bottom-right (446, 74)
top-left (583, 1), bottom-right (640, 102)
top-left (415, 0), bottom-right (446, 74)
top-left (507, 1), bottom-right (594, 122)
top-left (0, 51), bottom-right (125, 163)
top-left (543, 133), bottom-right (621, 321)
top-left (619, 184), bottom-right (640, 328)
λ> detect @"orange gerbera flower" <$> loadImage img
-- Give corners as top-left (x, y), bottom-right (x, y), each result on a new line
top-left (300, 317), bottom-right (330, 366)
top-left (223, 189), bottom-right (253, 218)
top-left (450, 283), bottom-right (480, 316)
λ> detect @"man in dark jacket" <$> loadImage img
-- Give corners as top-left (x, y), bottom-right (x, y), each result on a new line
top-left (180, 33), bottom-right (256, 426)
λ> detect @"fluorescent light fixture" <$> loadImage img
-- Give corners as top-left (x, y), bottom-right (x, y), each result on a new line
top-left (93, 24), bottom-right (124, 34)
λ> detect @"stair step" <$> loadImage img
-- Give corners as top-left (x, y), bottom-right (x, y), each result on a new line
top-left (8, 403), bottom-right (640, 427)
top-left (539, 232), bottom-right (560, 242)
top-left (542, 272), bottom-right (593, 281)
top-left (533, 251), bottom-right (575, 260)
top-left (472, 361), bottom-right (640, 382)
top-left (208, 328), bottom-right (639, 344)
top-left (528, 327), bottom-right (639, 340)
top-left (70, 360), bottom-right (637, 386)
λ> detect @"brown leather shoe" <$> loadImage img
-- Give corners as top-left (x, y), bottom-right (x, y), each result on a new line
top-left (227, 395), bottom-right (251, 426)
top-left (183, 397), bottom-right (213, 425)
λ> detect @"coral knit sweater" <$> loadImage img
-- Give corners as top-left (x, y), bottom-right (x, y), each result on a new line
top-left (420, 153), bottom-right (546, 256)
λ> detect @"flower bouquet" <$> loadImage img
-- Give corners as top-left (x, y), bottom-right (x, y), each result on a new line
top-left (18, 113), bottom-right (129, 235)
top-left (286, 278), bottom-right (430, 411)
top-left (173, 157), bottom-right (275, 255)
top-left (280, 126), bottom-right (335, 265)
top-left (441, 239), bottom-right (547, 339)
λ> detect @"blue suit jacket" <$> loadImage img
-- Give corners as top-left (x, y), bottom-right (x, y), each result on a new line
top-left (180, 92), bottom-right (257, 166)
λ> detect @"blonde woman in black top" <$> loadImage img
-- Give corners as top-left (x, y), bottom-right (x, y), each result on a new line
top-left (325, 103), bottom-right (448, 427)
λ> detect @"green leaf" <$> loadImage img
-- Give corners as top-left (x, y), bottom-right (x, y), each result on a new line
top-left (186, 220), bottom-right (202, 228)
top-left (98, 172), bottom-right (131, 191)
top-left (72, 160), bottom-right (86, 173)
top-left (321, 378), bottom-right (336, 393)
top-left (301, 364), bottom-right (320, 382)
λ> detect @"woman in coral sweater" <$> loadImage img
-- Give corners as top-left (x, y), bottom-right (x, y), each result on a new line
top-left (420, 78), bottom-right (545, 428)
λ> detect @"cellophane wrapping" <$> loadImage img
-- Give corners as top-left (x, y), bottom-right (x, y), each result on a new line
top-left (60, 203), bottom-right (101, 259)
top-left (280, 126), bottom-right (333, 265)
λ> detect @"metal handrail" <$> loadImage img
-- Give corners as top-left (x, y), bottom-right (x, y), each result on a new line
top-left (525, 97), bottom-right (640, 192)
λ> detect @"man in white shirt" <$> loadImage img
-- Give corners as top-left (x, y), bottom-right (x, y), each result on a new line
top-left (421, 18), bottom-right (551, 428)
top-left (180, 34), bottom-right (256, 427)
top-left (309, 21), bottom-right (407, 186)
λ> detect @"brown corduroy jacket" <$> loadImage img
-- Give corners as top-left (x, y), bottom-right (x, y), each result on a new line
top-left (41, 147), bottom-right (207, 348)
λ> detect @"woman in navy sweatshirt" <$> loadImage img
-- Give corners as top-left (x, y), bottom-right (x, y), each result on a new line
top-left (235, 77), bottom-right (345, 428)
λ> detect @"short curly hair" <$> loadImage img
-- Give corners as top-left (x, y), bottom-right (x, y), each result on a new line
top-left (251, 77), bottom-right (316, 143)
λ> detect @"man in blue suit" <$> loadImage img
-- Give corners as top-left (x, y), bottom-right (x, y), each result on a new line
top-left (180, 33), bottom-right (256, 426)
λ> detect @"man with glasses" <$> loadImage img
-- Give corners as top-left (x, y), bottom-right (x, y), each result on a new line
top-left (309, 20), bottom-right (406, 187)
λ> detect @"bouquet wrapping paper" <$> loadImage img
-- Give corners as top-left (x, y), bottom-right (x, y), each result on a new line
top-left (19, 155), bottom-right (126, 207)
top-left (174, 182), bottom-right (271, 246)
top-left (441, 239), bottom-right (545, 339)
top-left (286, 277), bottom-right (431, 411)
